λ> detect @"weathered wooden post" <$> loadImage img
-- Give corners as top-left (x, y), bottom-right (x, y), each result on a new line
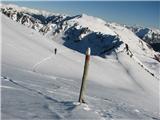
top-left (79, 48), bottom-right (91, 103)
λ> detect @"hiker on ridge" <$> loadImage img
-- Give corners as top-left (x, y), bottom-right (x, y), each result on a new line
top-left (54, 48), bottom-right (57, 55)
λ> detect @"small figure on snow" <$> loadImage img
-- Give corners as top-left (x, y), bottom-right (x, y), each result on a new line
top-left (54, 48), bottom-right (57, 55)
top-left (125, 43), bottom-right (129, 52)
top-left (124, 43), bottom-right (133, 57)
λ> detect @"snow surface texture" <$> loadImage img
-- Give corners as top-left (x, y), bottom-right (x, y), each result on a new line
top-left (1, 4), bottom-right (160, 120)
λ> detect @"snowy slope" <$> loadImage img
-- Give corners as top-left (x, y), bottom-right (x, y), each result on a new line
top-left (109, 23), bottom-right (160, 78)
top-left (1, 3), bottom-right (159, 80)
top-left (1, 12), bottom-right (160, 120)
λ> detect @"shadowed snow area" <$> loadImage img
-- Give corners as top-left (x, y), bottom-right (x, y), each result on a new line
top-left (1, 13), bottom-right (160, 120)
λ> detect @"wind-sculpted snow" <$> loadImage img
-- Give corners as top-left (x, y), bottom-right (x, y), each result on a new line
top-left (1, 4), bottom-right (160, 120)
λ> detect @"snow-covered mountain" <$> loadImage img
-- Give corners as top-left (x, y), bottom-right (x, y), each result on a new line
top-left (1, 4), bottom-right (160, 120)
top-left (126, 26), bottom-right (160, 52)
top-left (127, 26), bottom-right (160, 43)
top-left (1, 4), bottom-right (160, 76)
top-left (0, 4), bottom-right (120, 55)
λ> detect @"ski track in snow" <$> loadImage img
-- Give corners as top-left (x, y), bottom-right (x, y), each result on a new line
top-left (32, 54), bottom-right (55, 72)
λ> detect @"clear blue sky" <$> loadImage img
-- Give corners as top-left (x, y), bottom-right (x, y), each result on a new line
top-left (2, 1), bottom-right (160, 28)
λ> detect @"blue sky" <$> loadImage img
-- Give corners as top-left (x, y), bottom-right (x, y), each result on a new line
top-left (2, 1), bottom-right (160, 28)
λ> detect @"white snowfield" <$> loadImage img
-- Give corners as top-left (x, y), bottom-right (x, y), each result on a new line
top-left (1, 11), bottom-right (160, 120)
top-left (68, 14), bottom-right (116, 36)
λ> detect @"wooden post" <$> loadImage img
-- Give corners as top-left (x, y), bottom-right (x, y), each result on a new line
top-left (79, 48), bottom-right (91, 103)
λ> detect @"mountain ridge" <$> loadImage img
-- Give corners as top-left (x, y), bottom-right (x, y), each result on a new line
top-left (1, 3), bottom-right (160, 79)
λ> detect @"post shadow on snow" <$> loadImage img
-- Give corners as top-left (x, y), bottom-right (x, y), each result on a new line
top-left (60, 101), bottom-right (78, 111)
top-left (2, 77), bottom-right (86, 119)
top-left (2, 76), bottom-right (78, 112)
top-left (2, 76), bottom-right (59, 103)
top-left (62, 27), bottom-right (123, 56)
